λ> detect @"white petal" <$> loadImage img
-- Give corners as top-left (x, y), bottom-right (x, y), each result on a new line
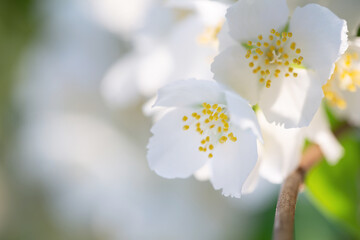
top-left (137, 45), bottom-right (174, 96)
top-left (154, 79), bottom-right (225, 108)
top-left (193, 1), bottom-right (227, 26)
top-left (166, 15), bottom-right (216, 81)
top-left (100, 53), bottom-right (141, 108)
top-left (241, 151), bottom-right (262, 194)
top-left (341, 90), bottom-right (360, 126)
top-left (194, 162), bottom-right (212, 181)
top-left (226, 0), bottom-right (289, 42)
top-left (305, 107), bottom-right (343, 164)
top-left (147, 107), bottom-right (208, 178)
top-left (210, 127), bottom-right (258, 198)
top-left (165, 0), bottom-right (196, 9)
top-left (225, 91), bottom-right (262, 141)
top-left (290, 4), bottom-right (348, 84)
top-left (90, 0), bottom-right (152, 36)
top-left (142, 96), bottom-right (170, 123)
top-left (259, 69), bottom-right (324, 128)
top-left (287, 0), bottom-right (360, 37)
top-left (218, 21), bottom-right (237, 51)
top-left (257, 111), bottom-right (303, 183)
top-left (212, 46), bottom-right (260, 105)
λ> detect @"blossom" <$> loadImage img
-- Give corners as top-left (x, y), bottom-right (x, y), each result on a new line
top-left (257, 107), bottom-right (343, 184)
top-left (147, 79), bottom-right (262, 197)
top-left (193, 106), bottom-right (343, 189)
top-left (101, 0), bottom-right (228, 108)
top-left (89, 0), bottom-right (156, 38)
top-left (212, 0), bottom-right (348, 128)
top-left (323, 38), bottom-right (360, 125)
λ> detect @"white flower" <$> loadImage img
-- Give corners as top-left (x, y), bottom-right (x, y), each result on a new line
top-left (323, 38), bottom-right (360, 125)
top-left (287, 0), bottom-right (360, 37)
top-left (257, 107), bottom-right (343, 184)
top-left (147, 79), bottom-right (262, 197)
top-left (89, 0), bottom-right (175, 39)
top-left (101, 0), bottom-right (228, 108)
top-left (212, 0), bottom-right (348, 128)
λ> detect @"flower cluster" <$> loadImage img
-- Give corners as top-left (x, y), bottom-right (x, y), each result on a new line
top-left (146, 0), bottom-right (353, 197)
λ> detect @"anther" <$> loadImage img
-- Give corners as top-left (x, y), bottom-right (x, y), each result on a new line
top-left (290, 42), bottom-right (296, 50)
top-left (266, 80), bottom-right (271, 88)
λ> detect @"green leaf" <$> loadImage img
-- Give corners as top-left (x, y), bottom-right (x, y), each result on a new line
top-left (306, 132), bottom-right (360, 237)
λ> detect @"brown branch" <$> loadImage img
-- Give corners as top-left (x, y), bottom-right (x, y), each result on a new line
top-left (273, 145), bottom-right (322, 240)
top-left (273, 121), bottom-right (351, 240)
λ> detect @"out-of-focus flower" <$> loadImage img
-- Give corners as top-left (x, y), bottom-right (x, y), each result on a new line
top-left (257, 107), bottom-right (343, 183)
top-left (323, 38), bottom-right (360, 125)
top-left (212, 0), bottom-right (348, 128)
top-left (287, 0), bottom-right (360, 37)
top-left (15, 1), bottom-right (253, 239)
top-left (147, 79), bottom-right (262, 197)
top-left (101, 0), bottom-right (228, 109)
top-left (89, 0), bottom-right (167, 38)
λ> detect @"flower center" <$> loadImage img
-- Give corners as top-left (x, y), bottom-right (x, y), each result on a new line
top-left (338, 53), bottom-right (360, 91)
top-left (323, 52), bottom-right (360, 109)
top-left (182, 102), bottom-right (237, 159)
top-left (245, 28), bottom-right (303, 88)
top-left (197, 21), bottom-right (224, 48)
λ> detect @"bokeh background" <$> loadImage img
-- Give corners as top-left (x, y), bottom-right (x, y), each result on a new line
top-left (0, 0), bottom-right (359, 239)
